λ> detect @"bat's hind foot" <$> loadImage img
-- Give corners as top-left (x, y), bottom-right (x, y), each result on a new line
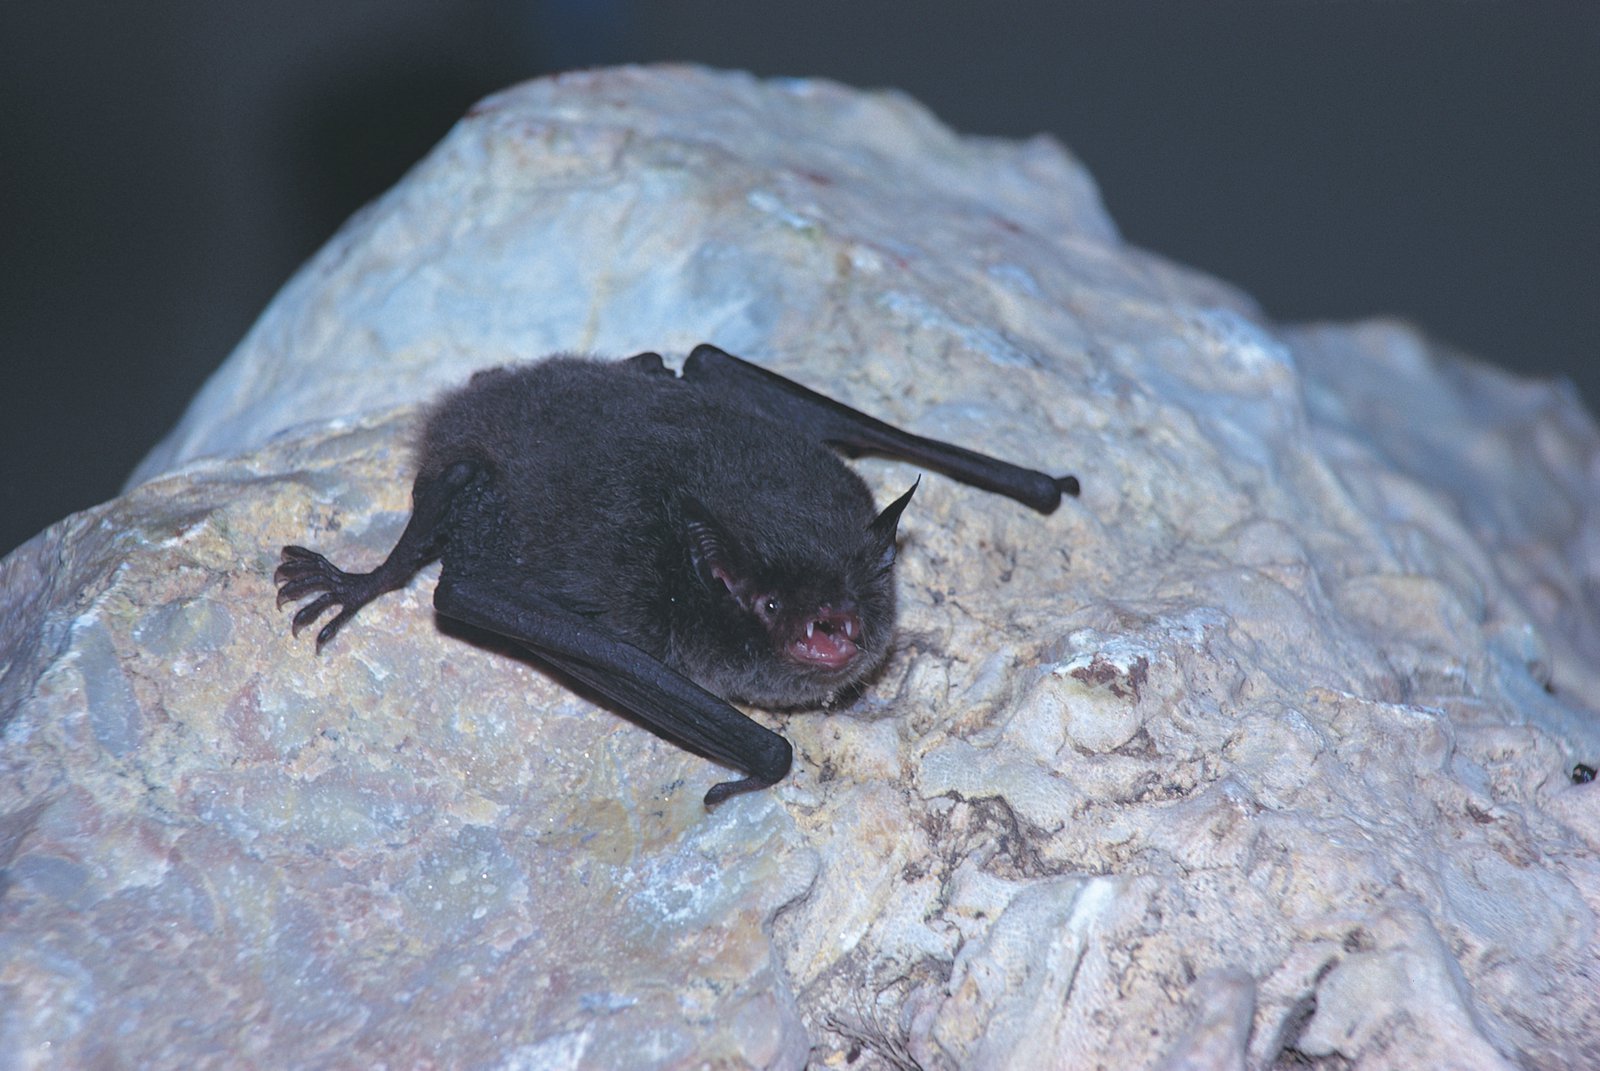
top-left (274, 545), bottom-right (383, 650)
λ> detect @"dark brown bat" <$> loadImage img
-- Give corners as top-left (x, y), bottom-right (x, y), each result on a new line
top-left (275, 344), bottom-right (1078, 804)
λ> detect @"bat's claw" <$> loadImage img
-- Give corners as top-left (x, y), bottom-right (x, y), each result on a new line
top-left (276, 574), bottom-right (335, 607)
top-left (290, 593), bottom-right (338, 636)
top-left (315, 608), bottom-right (358, 652)
top-left (275, 545), bottom-right (374, 649)
top-left (275, 546), bottom-right (340, 590)
top-left (1054, 474), bottom-right (1081, 498)
top-left (703, 735), bottom-right (792, 806)
top-left (704, 775), bottom-right (773, 807)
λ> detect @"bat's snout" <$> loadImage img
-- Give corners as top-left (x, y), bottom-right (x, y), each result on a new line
top-left (786, 604), bottom-right (862, 670)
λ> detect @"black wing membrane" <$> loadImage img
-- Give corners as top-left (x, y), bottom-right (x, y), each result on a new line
top-left (432, 571), bottom-right (793, 805)
top-left (682, 344), bottom-right (1079, 514)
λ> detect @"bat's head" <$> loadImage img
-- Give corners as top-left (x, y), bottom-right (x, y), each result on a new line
top-left (677, 483), bottom-right (916, 708)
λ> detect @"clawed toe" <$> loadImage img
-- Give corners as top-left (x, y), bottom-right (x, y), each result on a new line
top-left (275, 546), bottom-right (339, 584)
top-left (276, 574), bottom-right (332, 607)
top-left (315, 608), bottom-right (357, 651)
top-left (276, 545), bottom-right (368, 647)
top-left (290, 593), bottom-right (339, 636)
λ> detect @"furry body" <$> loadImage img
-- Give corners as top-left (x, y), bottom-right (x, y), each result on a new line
top-left (276, 345), bottom-right (1076, 803)
top-left (421, 355), bottom-right (898, 707)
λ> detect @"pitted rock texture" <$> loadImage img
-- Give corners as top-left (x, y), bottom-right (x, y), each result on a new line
top-left (4, 65), bottom-right (1598, 1070)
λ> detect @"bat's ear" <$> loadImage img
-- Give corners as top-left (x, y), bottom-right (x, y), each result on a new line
top-left (683, 498), bottom-right (754, 606)
top-left (622, 351), bottom-right (672, 377)
top-left (866, 479), bottom-right (918, 572)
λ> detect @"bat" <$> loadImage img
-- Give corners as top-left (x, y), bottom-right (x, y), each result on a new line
top-left (275, 344), bottom-right (1078, 805)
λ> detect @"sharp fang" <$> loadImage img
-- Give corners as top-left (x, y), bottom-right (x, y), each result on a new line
top-left (806, 621), bottom-right (815, 638)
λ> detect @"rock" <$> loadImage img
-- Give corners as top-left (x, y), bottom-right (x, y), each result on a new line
top-left (4, 65), bottom-right (1598, 1069)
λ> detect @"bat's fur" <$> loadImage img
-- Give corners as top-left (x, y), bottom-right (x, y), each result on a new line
top-left (421, 356), bottom-right (903, 707)
top-left (276, 345), bottom-right (1075, 803)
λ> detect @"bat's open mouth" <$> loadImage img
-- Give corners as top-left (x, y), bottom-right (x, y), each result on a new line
top-left (788, 608), bottom-right (861, 670)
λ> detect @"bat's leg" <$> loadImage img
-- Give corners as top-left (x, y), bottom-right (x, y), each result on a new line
top-left (682, 344), bottom-right (1079, 514)
top-left (276, 459), bottom-right (479, 650)
top-left (433, 569), bottom-right (793, 805)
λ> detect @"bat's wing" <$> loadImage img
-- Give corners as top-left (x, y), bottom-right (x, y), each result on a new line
top-left (432, 569), bottom-right (792, 806)
top-left (682, 344), bottom-right (1079, 514)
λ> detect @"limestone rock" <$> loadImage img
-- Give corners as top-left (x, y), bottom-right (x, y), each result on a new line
top-left (4, 65), bottom-right (1598, 1070)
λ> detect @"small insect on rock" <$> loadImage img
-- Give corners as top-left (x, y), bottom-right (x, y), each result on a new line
top-left (275, 344), bottom-right (1079, 804)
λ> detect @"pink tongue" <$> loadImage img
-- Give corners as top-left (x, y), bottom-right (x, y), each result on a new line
top-left (789, 609), bottom-right (860, 669)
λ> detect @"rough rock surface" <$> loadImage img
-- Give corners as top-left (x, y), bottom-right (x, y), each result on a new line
top-left (4, 66), bottom-right (1599, 1070)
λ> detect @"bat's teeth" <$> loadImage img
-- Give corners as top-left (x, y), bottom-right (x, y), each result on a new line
top-left (806, 621), bottom-right (815, 638)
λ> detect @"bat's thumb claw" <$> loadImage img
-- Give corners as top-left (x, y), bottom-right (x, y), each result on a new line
top-left (1054, 474), bottom-right (1081, 498)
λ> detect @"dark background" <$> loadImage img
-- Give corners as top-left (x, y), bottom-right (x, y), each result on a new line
top-left (3, 2), bottom-right (1596, 557)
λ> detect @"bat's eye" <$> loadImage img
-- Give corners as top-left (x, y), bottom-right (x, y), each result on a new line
top-left (754, 594), bottom-right (783, 627)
